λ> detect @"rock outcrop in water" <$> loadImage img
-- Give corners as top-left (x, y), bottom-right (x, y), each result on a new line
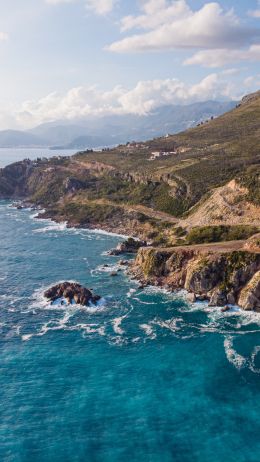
top-left (108, 238), bottom-right (147, 256)
top-left (44, 282), bottom-right (101, 306)
top-left (131, 246), bottom-right (260, 311)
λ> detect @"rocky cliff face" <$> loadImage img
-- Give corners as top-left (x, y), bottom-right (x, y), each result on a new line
top-left (132, 246), bottom-right (260, 311)
top-left (0, 160), bottom-right (34, 198)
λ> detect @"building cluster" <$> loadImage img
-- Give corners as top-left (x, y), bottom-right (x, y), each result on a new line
top-left (149, 150), bottom-right (177, 161)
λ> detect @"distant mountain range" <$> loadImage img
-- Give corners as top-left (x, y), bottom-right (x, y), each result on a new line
top-left (0, 101), bottom-right (237, 149)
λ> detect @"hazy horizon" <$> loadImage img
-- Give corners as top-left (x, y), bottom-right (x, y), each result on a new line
top-left (0, 0), bottom-right (259, 130)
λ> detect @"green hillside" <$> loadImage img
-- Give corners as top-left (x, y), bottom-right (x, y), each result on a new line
top-left (0, 91), bottom-right (259, 245)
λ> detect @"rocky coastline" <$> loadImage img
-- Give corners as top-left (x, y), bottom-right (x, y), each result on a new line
top-left (12, 201), bottom-right (260, 312)
top-left (130, 245), bottom-right (260, 312)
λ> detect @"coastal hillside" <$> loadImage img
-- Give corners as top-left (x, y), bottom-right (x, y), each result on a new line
top-left (0, 91), bottom-right (259, 246)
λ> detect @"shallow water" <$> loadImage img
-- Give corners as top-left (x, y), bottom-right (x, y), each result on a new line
top-left (0, 200), bottom-right (260, 462)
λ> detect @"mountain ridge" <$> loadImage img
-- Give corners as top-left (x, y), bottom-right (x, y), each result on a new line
top-left (0, 100), bottom-right (236, 149)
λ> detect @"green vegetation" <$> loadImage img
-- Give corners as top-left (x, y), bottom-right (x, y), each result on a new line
top-left (141, 248), bottom-right (171, 277)
top-left (186, 225), bottom-right (259, 245)
top-left (220, 251), bottom-right (260, 292)
top-left (1, 91), bottom-right (260, 245)
top-left (238, 165), bottom-right (260, 206)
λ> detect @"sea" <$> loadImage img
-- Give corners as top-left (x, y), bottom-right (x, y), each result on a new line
top-left (0, 202), bottom-right (260, 461)
top-left (0, 157), bottom-right (260, 460)
top-left (0, 148), bottom-right (78, 168)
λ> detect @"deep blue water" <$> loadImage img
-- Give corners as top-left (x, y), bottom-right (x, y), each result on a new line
top-left (0, 201), bottom-right (260, 462)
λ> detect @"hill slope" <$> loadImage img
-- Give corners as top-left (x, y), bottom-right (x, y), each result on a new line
top-left (0, 91), bottom-right (259, 246)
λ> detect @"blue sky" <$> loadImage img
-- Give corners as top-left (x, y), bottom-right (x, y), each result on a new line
top-left (0, 0), bottom-right (259, 129)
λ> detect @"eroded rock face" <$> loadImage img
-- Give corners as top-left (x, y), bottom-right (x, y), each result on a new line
top-left (132, 247), bottom-right (260, 311)
top-left (184, 256), bottom-right (225, 294)
top-left (209, 288), bottom-right (227, 307)
top-left (238, 271), bottom-right (260, 311)
top-left (44, 282), bottom-right (101, 306)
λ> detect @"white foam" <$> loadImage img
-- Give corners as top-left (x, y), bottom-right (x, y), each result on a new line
top-left (224, 336), bottom-right (247, 369)
top-left (127, 288), bottom-right (137, 298)
top-left (139, 323), bottom-right (157, 339)
top-left (90, 228), bottom-right (130, 239)
top-left (112, 317), bottom-right (125, 335)
top-left (152, 317), bottom-right (182, 333)
top-left (33, 221), bottom-right (68, 234)
top-left (22, 333), bottom-right (34, 342)
top-left (249, 346), bottom-right (260, 374)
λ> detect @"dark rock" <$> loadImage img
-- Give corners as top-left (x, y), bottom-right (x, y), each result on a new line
top-left (63, 177), bottom-right (84, 194)
top-left (227, 292), bottom-right (236, 305)
top-left (119, 260), bottom-right (128, 266)
top-left (108, 238), bottom-right (147, 256)
top-left (186, 292), bottom-right (196, 303)
top-left (209, 288), bottom-right (227, 307)
top-left (44, 282), bottom-right (100, 307)
top-left (196, 293), bottom-right (208, 302)
top-left (110, 272), bottom-right (118, 277)
top-left (221, 305), bottom-right (230, 313)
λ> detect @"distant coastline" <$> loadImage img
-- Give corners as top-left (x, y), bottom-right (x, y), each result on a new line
top-left (0, 147), bottom-right (78, 168)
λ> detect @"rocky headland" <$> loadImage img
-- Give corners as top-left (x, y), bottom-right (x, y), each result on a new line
top-left (131, 242), bottom-right (260, 311)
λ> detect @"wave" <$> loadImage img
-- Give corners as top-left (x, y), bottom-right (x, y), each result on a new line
top-left (224, 336), bottom-right (247, 370)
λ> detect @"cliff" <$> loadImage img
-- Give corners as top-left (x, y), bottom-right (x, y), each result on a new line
top-left (131, 243), bottom-right (260, 311)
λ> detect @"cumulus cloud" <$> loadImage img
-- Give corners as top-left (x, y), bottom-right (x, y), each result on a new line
top-left (46, 0), bottom-right (117, 14)
top-left (184, 44), bottom-right (260, 67)
top-left (120, 0), bottom-right (189, 32)
top-left (11, 73), bottom-right (241, 129)
top-left (107, 1), bottom-right (258, 53)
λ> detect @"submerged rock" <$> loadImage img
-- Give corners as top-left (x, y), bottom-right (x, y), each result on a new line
top-left (44, 282), bottom-right (101, 306)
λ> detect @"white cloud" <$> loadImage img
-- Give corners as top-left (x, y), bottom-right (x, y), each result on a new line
top-left (85, 0), bottom-right (117, 15)
top-left (120, 0), bottom-right (189, 32)
top-left (11, 73), bottom-right (241, 129)
top-left (184, 44), bottom-right (260, 67)
top-left (46, 0), bottom-right (117, 14)
top-left (244, 74), bottom-right (260, 88)
top-left (107, 1), bottom-right (258, 53)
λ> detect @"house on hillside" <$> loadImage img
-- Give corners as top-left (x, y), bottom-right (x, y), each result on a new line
top-left (149, 150), bottom-right (177, 161)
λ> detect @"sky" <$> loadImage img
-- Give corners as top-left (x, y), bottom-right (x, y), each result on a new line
top-left (0, 0), bottom-right (259, 129)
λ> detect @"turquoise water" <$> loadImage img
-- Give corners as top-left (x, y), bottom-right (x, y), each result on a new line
top-left (1, 201), bottom-right (260, 462)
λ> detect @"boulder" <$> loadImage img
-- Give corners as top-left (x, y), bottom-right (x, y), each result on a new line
top-left (186, 292), bottom-right (196, 303)
top-left (227, 291), bottom-right (236, 305)
top-left (209, 288), bottom-right (227, 307)
top-left (44, 282), bottom-right (100, 306)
